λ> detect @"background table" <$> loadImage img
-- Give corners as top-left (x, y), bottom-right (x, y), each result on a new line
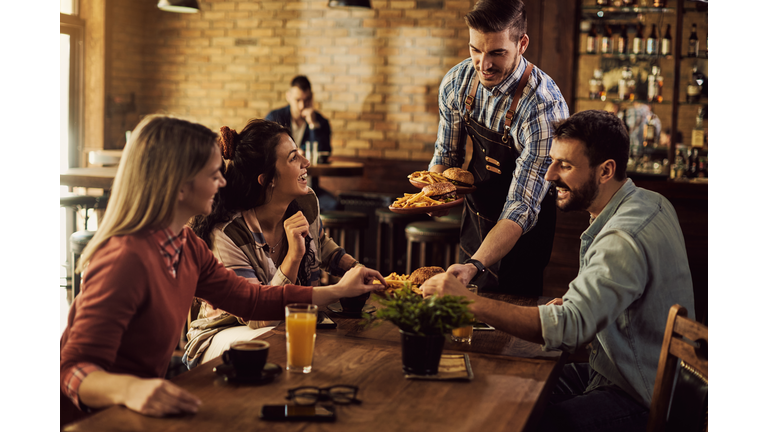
top-left (60, 167), bottom-right (118, 190)
top-left (63, 294), bottom-right (565, 432)
top-left (306, 161), bottom-right (364, 190)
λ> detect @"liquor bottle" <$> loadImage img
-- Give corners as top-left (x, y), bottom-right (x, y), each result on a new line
top-left (589, 69), bottom-right (606, 101)
top-left (646, 24), bottom-right (659, 55)
top-left (688, 23), bottom-right (699, 58)
top-left (647, 65), bottom-right (663, 103)
top-left (632, 23), bottom-right (644, 55)
top-left (618, 67), bottom-right (636, 101)
top-left (687, 147), bottom-right (700, 178)
top-left (617, 25), bottom-right (629, 55)
top-left (596, 0), bottom-right (609, 5)
top-left (601, 24), bottom-right (613, 54)
top-left (686, 65), bottom-right (702, 103)
top-left (653, 0), bottom-right (667, 7)
top-left (661, 24), bottom-right (672, 56)
top-left (671, 145), bottom-right (688, 180)
top-left (691, 108), bottom-right (705, 148)
top-left (586, 23), bottom-right (598, 54)
top-left (642, 113), bottom-right (658, 149)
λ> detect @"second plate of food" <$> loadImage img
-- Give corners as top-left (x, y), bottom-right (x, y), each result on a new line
top-left (389, 197), bottom-right (464, 215)
top-left (409, 179), bottom-right (476, 195)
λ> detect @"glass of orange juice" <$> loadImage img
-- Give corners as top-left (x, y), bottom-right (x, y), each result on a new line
top-left (451, 285), bottom-right (478, 343)
top-left (285, 304), bottom-right (318, 373)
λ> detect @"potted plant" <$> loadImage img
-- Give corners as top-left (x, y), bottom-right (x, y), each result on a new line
top-left (366, 284), bottom-right (474, 375)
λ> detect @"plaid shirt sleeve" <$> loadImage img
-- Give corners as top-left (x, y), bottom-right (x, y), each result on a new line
top-left (430, 58), bottom-right (570, 234)
top-left (62, 362), bottom-right (104, 411)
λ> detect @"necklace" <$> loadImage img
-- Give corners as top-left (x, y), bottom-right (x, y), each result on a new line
top-left (267, 236), bottom-right (284, 254)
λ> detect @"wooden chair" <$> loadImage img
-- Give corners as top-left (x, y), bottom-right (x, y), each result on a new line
top-left (647, 304), bottom-right (708, 432)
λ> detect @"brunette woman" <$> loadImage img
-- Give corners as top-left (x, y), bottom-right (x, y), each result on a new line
top-left (185, 119), bottom-right (364, 367)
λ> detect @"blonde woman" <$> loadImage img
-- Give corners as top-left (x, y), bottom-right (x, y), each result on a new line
top-left (184, 119), bottom-right (362, 367)
top-left (60, 115), bottom-right (384, 418)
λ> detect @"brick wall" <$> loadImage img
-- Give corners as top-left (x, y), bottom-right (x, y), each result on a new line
top-left (104, 0), bottom-right (479, 161)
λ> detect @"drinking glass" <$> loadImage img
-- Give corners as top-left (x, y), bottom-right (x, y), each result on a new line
top-left (285, 304), bottom-right (318, 373)
top-left (451, 285), bottom-right (478, 343)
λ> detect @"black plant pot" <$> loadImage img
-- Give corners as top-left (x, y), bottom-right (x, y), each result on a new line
top-left (399, 330), bottom-right (445, 375)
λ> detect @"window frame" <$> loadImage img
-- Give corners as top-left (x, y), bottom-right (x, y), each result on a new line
top-left (61, 13), bottom-right (85, 169)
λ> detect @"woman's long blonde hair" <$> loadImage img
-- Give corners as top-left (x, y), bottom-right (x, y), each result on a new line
top-left (76, 115), bottom-right (218, 273)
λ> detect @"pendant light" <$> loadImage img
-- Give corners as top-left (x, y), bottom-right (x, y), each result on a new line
top-left (328, 0), bottom-right (372, 8)
top-left (157, 0), bottom-right (200, 13)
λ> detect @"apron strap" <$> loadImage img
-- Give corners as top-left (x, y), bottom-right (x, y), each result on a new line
top-left (502, 62), bottom-right (533, 144)
top-left (464, 73), bottom-right (481, 123)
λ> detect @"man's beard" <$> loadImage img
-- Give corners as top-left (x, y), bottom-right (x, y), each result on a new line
top-left (553, 170), bottom-right (598, 213)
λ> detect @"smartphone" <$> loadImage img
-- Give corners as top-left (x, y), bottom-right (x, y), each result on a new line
top-left (316, 311), bottom-right (337, 329)
top-left (259, 404), bottom-right (336, 422)
top-left (473, 322), bottom-right (495, 331)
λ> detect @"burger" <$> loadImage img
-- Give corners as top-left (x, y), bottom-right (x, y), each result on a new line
top-left (422, 182), bottom-right (457, 202)
top-left (442, 168), bottom-right (474, 188)
top-left (407, 266), bottom-right (445, 286)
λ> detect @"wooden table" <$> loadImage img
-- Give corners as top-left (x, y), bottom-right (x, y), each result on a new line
top-left (60, 167), bottom-right (118, 189)
top-left (306, 161), bottom-right (364, 190)
top-left (64, 295), bottom-right (565, 432)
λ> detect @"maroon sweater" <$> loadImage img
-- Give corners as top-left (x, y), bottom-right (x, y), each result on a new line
top-left (60, 226), bottom-right (312, 388)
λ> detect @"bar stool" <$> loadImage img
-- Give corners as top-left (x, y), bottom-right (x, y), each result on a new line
top-left (375, 208), bottom-right (429, 275)
top-left (404, 220), bottom-right (461, 274)
top-left (319, 210), bottom-right (369, 259)
top-left (69, 230), bottom-right (95, 304)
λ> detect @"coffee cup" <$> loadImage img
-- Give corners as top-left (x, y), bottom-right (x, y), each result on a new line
top-left (221, 340), bottom-right (270, 378)
top-left (339, 292), bottom-right (371, 313)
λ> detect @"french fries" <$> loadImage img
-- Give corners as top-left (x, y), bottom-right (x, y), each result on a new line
top-left (372, 272), bottom-right (424, 296)
top-left (408, 171), bottom-right (449, 185)
top-left (391, 191), bottom-right (442, 208)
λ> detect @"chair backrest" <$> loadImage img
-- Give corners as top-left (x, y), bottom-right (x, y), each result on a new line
top-left (647, 304), bottom-right (708, 432)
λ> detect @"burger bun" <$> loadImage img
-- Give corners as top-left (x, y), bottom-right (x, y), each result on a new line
top-left (407, 266), bottom-right (445, 285)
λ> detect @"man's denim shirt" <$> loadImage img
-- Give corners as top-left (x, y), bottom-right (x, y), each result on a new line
top-left (538, 179), bottom-right (695, 408)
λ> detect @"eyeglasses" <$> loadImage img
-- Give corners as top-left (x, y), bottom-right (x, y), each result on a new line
top-left (285, 385), bottom-right (361, 406)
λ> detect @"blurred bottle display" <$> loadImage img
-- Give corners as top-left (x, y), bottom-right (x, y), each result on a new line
top-left (632, 23), bottom-right (644, 55)
top-left (596, 0), bottom-right (609, 6)
top-left (686, 65), bottom-right (703, 103)
top-left (688, 23), bottom-right (699, 58)
top-left (653, 0), bottom-right (667, 7)
top-left (647, 65), bottom-right (663, 103)
top-left (661, 24), bottom-right (672, 56)
top-left (646, 24), bottom-right (659, 55)
top-left (601, 24), bottom-right (613, 54)
top-left (687, 147), bottom-right (700, 178)
top-left (589, 69), bottom-right (606, 101)
top-left (587, 23), bottom-right (598, 54)
top-left (617, 25), bottom-right (629, 54)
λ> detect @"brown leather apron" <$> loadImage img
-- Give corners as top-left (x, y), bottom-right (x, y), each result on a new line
top-left (460, 63), bottom-right (556, 296)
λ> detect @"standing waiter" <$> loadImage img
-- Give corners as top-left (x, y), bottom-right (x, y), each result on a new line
top-left (429, 0), bottom-right (569, 295)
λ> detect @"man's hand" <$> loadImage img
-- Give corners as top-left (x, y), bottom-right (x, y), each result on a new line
top-left (545, 298), bottom-right (563, 306)
top-left (420, 273), bottom-right (478, 300)
top-left (446, 262), bottom-right (477, 286)
top-left (300, 106), bottom-right (317, 129)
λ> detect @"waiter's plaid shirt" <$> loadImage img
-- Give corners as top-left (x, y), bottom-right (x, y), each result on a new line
top-left (63, 227), bottom-right (187, 410)
top-left (429, 57), bottom-right (569, 233)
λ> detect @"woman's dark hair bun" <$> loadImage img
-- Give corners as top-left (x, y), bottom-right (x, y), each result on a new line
top-left (219, 126), bottom-right (239, 160)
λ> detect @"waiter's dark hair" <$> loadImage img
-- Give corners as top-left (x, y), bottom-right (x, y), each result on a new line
top-left (552, 110), bottom-right (630, 181)
top-left (290, 75), bottom-right (312, 93)
top-left (465, 0), bottom-right (527, 41)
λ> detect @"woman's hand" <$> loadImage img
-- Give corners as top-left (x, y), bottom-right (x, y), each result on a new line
top-left (78, 371), bottom-right (201, 418)
top-left (123, 377), bottom-right (202, 417)
top-left (283, 211), bottom-right (309, 261)
top-left (311, 266), bottom-right (386, 306)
